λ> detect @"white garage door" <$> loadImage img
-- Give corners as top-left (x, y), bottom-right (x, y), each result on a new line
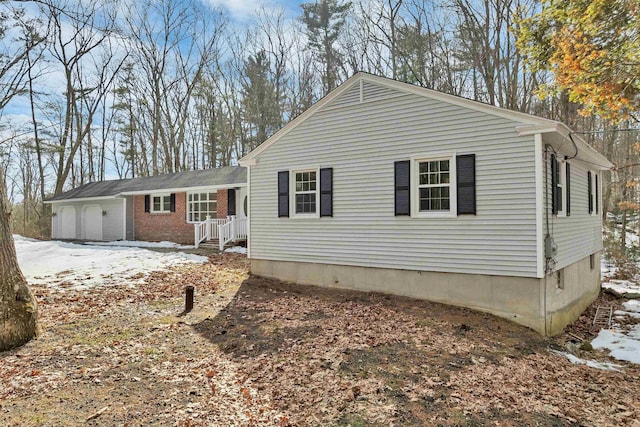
top-left (83, 205), bottom-right (103, 240)
top-left (58, 206), bottom-right (76, 239)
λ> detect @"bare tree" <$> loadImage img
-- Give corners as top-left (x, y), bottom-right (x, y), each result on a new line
top-left (45, 0), bottom-right (127, 194)
top-left (0, 3), bottom-right (43, 351)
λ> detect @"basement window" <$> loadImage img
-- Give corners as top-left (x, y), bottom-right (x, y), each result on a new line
top-left (556, 269), bottom-right (565, 290)
top-left (590, 254), bottom-right (595, 270)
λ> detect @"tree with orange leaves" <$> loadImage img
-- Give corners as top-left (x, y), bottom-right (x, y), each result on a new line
top-left (515, 0), bottom-right (639, 123)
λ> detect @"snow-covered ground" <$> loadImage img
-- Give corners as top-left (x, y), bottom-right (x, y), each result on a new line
top-left (224, 246), bottom-right (247, 254)
top-left (14, 236), bottom-right (207, 290)
top-left (86, 240), bottom-right (195, 250)
top-left (592, 325), bottom-right (640, 365)
top-left (550, 350), bottom-right (622, 371)
top-left (597, 258), bottom-right (640, 365)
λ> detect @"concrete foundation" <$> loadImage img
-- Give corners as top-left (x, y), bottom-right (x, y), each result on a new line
top-left (544, 251), bottom-right (601, 336)
top-left (251, 252), bottom-right (601, 336)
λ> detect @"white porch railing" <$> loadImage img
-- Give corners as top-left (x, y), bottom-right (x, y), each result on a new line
top-left (218, 216), bottom-right (248, 251)
top-left (194, 216), bottom-right (232, 248)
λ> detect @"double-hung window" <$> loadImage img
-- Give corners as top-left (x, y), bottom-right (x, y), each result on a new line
top-left (293, 169), bottom-right (318, 217)
top-left (151, 194), bottom-right (171, 213)
top-left (187, 192), bottom-right (217, 222)
top-left (588, 171), bottom-right (599, 215)
top-left (412, 154), bottom-right (457, 217)
top-left (552, 156), bottom-right (570, 217)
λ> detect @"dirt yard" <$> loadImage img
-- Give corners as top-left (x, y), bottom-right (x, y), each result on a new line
top-left (1, 254), bottom-right (639, 426)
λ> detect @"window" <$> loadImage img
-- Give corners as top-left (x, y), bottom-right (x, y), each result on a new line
top-left (552, 156), bottom-right (570, 217)
top-left (588, 171), bottom-right (599, 215)
top-left (293, 169), bottom-right (318, 216)
top-left (555, 157), bottom-right (566, 216)
top-left (151, 194), bottom-right (171, 213)
top-left (556, 269), bottom-right (565, 290)
top-left (187, 192), bottom-right (217, 222)
top-left (595, 174), bottom-right (599, 214)
top-left (411, 154), bottom-right (457, 217)
top-left (590, 253), bottom-right (595, 270)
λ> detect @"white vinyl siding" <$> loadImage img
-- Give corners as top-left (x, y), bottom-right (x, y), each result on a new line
top-left (125, 196), bottom-right (134, 240)
top-left (545, 156), bottom-right (603, 271)
top-left (249, 84), bottom-right (539, 277)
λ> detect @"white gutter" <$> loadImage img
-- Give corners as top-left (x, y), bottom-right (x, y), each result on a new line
top-left (45, 182), bottom-right (248, 203)
top-left (44, 195), bottom-right (120, 204)
top-left (118, 182), bottom-right (247, 196)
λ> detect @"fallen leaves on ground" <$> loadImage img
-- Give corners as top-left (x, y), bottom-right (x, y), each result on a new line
top-left (1, 254), bottom-right (639, 426)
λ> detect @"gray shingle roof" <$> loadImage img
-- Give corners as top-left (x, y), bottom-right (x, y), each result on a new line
top-left (46, 166), bottom-right (246, 201)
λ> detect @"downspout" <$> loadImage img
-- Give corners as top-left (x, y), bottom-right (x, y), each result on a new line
top-left (246, 165), bottom-right (251, 259)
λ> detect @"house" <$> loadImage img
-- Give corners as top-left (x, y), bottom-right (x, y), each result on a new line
top-left (44, 166), bottom-right (247, 247)
top-left (239, 72), bottom-right (613, 336)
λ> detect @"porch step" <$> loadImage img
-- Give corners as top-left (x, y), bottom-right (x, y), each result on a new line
top-left (197, 239), bottom-right (244, 250)
top-left (197, 240), bottom-right (219, 249)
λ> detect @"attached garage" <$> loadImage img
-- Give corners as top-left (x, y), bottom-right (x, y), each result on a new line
top-left (50, 198), bottom-right (125, 241)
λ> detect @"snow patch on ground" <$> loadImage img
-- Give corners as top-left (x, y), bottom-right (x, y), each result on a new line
top-left (86, 240), bottom-right (195, 249)
top-left (550, 350), bottom-right (622, 371)
top-left (591, 329), bottom-right (640, 365)
top-left (622, 300), bottom-right (640, 312)
top-left (614, 310), bottom-right (640, 319)
top-left (14, 235), bottom-right (207, 290)
top-left (224, 246), bottom-right (247, 254)
top-left (602, 279), bottom-right (640, 295)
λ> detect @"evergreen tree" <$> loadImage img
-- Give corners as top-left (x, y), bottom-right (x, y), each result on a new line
top-left (301, 0), bottom-right (352, 95)
top-left (242, 51), bottom-right (282, 150)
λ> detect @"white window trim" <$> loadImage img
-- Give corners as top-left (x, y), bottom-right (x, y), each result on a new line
top-left (150, 193), bottom-right (171, 213)
top-left (185, 190), bottom-right (218, 223)
top-left (411, 152), bottom-right (457, 218)
top-left (290, 166), bottom-right (320, 219)
top-left (556, 158), bottom-right (567, 217)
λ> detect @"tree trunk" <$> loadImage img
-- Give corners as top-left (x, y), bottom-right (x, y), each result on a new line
top-left (0, 164), bottom-right (38, 352)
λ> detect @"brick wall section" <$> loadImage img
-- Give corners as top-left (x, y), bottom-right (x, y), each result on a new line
top-left (217, 189), bottom-right (228, 219)
top-left (133, 193), bottom-right (194, 244)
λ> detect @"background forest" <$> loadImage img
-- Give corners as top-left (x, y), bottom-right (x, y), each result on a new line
top-left (0, 0), bottom-right (638, 260)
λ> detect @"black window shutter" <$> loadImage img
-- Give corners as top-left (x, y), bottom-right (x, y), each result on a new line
top-left (278, 171), bottom-right (289, 217)
top-left (227, 189), bottom-right (236, 216)
top-left (144, 195), bottom-right (150, 213)
top-left (551, 154), bottom-right (558, 214)
top-left (587, 171), bottom-right (593, 214)
top-left (595, 174), bottom-right (599, 213)
top-left (320, 168), bottom-right (333, 217)
top-left (394, 160), bottom-right (410, 216)
top-left (566, 162), bottom-right (571, 216)
top-left (169, 193), bottom-right (176, 212)
top-left (456, 154), bottom-right (476, 215)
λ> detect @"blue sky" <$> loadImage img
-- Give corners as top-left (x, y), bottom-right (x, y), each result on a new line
top-left (205, 0), bottom-right (301, 21)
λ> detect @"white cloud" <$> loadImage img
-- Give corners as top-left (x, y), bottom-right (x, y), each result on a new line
top-left (204, 0), bottom-right (265, 20)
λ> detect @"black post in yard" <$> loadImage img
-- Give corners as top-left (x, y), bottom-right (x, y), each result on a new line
top-left (185, 286), bottom-right (194, 313)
